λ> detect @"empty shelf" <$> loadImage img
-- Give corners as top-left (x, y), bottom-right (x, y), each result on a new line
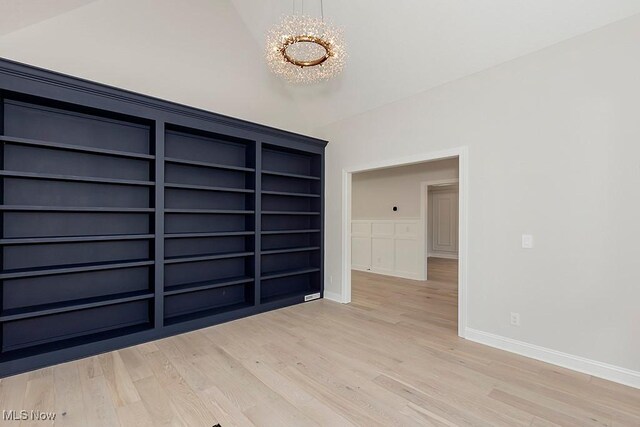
top-left (261, 246), bottom-right (320, 255)
top-left (164, 302), bottom-right (252, 326)
top-left (164, 251), bottom-right (254, 264)
top-left (0, 170), bottom-right (154, 186)
top-left (165, 208), bottom-right (254, 214)
top-left (262, 170), bottom-right (320, 180)
top-left (0, 259), bottom-right (154, 280)
top-left (164, 276), bottom-right (254, 296)
top-left (0, 290), bottom-right (154, 322)
top-left (261, 229), bottom-right (320, 235)
top-left (164, 231), bottom-right (254, 239)
top-left (1, 323), bottom-right (152, 355)
top-left (0, 135), bottom-right (155, 160)
top-left (0, 234), bottom-right (154, 245)
top-left (262, 190), bottom-right (320, 198)
top-left (165, 183), bottom-right (254, 193)
top-left (165, 157), bottom-right (254, 172)
top-left (262, 211), bottom-right (320, 215)
top-left (261, 267), bottom-right (320, 281)
top-left (0, 205), bottom-right (154, 213)
top-left (261, 290), bottom-right (319, 305)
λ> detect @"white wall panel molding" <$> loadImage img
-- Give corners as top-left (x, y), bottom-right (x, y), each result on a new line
top-left (351, 219), bottom-right (424, 280)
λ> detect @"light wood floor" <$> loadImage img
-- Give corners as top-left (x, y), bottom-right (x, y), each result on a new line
top-left (2, 261), bottom-right (640, 426)
top-left (426, 256), bottom-right (458, 285)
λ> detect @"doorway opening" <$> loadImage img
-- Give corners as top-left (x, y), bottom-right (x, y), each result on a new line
top-left (421, 179), bottom-right (459, 282)
top-left (341, 147), bottom-right (468, 337)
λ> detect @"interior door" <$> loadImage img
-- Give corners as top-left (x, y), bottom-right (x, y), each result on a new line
top-left (431, 190), bottom-right (459, 254)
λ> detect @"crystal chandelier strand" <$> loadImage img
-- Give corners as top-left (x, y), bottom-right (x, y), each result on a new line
top-left (265, 6), bottom-right (346, 84)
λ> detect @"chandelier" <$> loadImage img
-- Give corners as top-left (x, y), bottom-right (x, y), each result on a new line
top-left (266, 1), bottom-right (345, 83)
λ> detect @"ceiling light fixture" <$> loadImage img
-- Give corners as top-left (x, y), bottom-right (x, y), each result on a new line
top-left (266, 0), bottom-right (345, 83)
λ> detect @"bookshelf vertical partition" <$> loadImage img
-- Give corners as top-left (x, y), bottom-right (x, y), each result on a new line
top-left (0, 58), bottom-right (326, 377)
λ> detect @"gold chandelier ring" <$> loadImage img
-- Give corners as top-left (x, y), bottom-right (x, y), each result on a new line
top-left (280, 35), bottom-right (333, 68)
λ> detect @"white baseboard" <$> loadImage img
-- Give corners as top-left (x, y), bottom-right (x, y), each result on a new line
top-left (352, 266), bottom-right (424, 281)
top-left (393, 271), bottom-right (423, 280)
top-left (465, 328), bottom-right (640, 390)
top-left (428, 252), bottom-right (458, 259)
top-left (323, 291), bottom-right (345, 303)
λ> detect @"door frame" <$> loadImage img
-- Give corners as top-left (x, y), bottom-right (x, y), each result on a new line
top-left (341, 146), bottom-right (469, 338)
top-left (420, 178), bottom-right (459, 279)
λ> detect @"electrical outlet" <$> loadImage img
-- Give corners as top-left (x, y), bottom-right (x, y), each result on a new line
top-left (522, 234), bottom-right (533, 249)
top-left (510, 312), bottom-right (521, 326)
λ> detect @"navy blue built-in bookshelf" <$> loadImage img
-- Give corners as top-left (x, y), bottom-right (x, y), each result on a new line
top-left (0, 58), bottom-right (326, 377)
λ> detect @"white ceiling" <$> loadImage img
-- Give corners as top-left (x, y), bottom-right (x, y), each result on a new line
top-left (230, 0), bottom-right (640, 129)
top-left (2, 1), bottom-right (640, 131)
top-left (0, 0), bottom-right (98, 36)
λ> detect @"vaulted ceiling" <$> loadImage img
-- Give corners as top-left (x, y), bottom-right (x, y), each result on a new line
top-left (2, 1), bottom-right (640, 134)
top-left (231, 0), bottom-right (640, 129)
top-left (0, 0), bottom-right (99, 36)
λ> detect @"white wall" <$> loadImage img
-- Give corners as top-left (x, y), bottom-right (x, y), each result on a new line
top-left (352, 159), bottom-right (458, 219)
top-left (0, 0), bottom-right (309, 134)
top-left (319, 14), bottom-right (640, 375)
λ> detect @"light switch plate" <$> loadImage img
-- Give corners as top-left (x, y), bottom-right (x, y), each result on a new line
top-left (522, 234), bottom-right (533, 249)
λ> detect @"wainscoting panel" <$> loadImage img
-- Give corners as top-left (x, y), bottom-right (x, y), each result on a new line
top-left (351, 219), bottom-right (424, 280)
top-left (371, 237), bottom-right (394, 274)
top-left (395, 238), bottom-right (422, 277)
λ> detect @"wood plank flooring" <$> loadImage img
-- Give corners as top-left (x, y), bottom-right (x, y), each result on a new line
top-left (427, 256), bottom-right (458, 284)
top-left (1, 260), bottom-right (639, 426)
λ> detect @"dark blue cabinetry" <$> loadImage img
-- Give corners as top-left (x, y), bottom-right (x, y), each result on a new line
top-left (0, 58), bottom-right (326, 377)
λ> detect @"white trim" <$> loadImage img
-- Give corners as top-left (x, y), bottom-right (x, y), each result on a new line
top-left (420, 178), bottom-right (459, 281)
top-left (343, 148), bottom-right (461, 174)
top-left (465, 328), bottom-right (640, 390)
top-left (458, 147), bottom-right (469, 338)
top-left (341, 169), bottom-right (352, 304)
top-left (323, 291), bottom-right (345, 303)
top-left (421, 179), bottom-right (460, 186)
top-left (341, 146), bottom-right (469, 338)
